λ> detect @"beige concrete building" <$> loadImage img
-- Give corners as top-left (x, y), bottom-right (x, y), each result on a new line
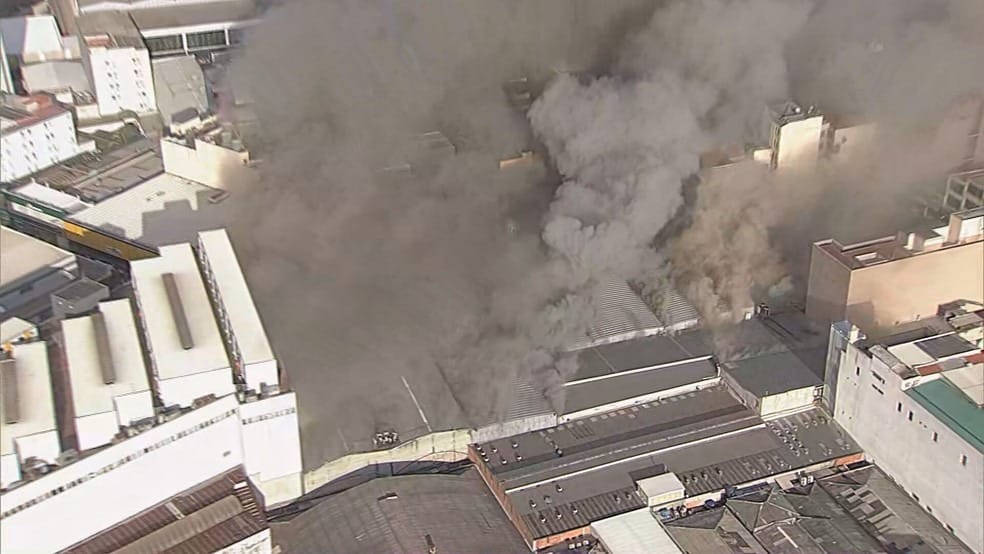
top-left (806, 208), bottom-right (984, 335)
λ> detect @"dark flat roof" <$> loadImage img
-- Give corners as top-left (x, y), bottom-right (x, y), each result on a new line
top-left (475, 385), bottom-right (860, 540)
top-left (724, 350), bottom-right (822, 397)
top-left (572, 332), bottom-right (713, 381)
top-left (562, 357), bottom-right (718, 415)
top-left (269, 468), bottom-right (528, 554)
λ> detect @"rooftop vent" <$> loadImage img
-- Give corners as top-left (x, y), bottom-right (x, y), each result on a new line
top-left (91, 311), bottom-right (116, 384)
top-left (1, 358), bottom-right (19, 424)
top-left (161, 272), bottom-right (194, 350)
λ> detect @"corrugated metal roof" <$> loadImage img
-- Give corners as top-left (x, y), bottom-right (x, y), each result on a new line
top-left (592, 508), bottom-right (682, 554)
top-left (569, 279), bottom-right (664, 350)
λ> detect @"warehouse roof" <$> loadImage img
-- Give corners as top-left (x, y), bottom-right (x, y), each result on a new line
top-left (270, 468), bottom-right (528, 554)
top-left (0, 225), bottom-right (75, 288)
top-left (592, 508), bottom-right (682, 554)
top-left (819, 466), bottom-right (973, 554)
top-left (129, 243), bottom-right (229, 380)
top-left (0, 342), bottom-right (57, 457)
top-left (63, 466), bottom-right (267, 554)
top-left (129, 0), bottom-right (260, 31)
top-left (475, 386), bottom-right (859, 540)
top-left (197, 230), bottom-right (273, 365)
top-left (70, 172), bottom-right (228, 245)
top-left (665, 506), bottom-right (767, 554)
top-left (723, 350), bottom-right (822, 398)
top-left (60, 299), bottom-right (149, 418)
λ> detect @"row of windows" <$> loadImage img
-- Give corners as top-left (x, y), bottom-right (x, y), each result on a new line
top-left (895, 401), bottom-right (970, 466)
top-left (242, 407), bottom-right (296, 425)
top-left (0, 409), bottom-right (238, 520)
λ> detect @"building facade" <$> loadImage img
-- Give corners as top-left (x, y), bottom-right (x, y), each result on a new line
top-left (1, 95), bottom-right (81, 182)
top-left (825, 319), bottom-right (984, 553)
top-left (806, 208), bottom-right (984, 335)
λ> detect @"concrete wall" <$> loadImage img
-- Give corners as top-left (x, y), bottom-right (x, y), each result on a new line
top-left (759, 387), bottom-right (817, 418)
top-left (303, 429), bottom-right (471, 493)
top-left (776, 116), bottom-right (823, 170)
top-left (845, 240), bottom-right (984, 335)
top-left (805, 242), bottom-right (852, 326)
top-left (161, 137), bottom-right (250, 189)
top-left (832, 343), bottom-right (984, 553)
top-left (239, 393), bottom-right (302, 506)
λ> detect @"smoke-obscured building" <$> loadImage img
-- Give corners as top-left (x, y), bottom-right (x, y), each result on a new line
top-left (824, 308), bottom-right (984, 553)
top-left (943, 168), bottom-right (984, 214)
top-left (805, 207), bottom-right (984, 336)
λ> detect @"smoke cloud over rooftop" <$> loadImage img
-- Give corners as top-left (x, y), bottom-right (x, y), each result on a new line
top-left (227, 0), bottom-right (984, 468)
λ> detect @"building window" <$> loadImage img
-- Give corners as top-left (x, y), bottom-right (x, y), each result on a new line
top-left (960, 454), bottom-right (968, 466)
top-left (855, 367), bottom-right (860, 376)
top-left (912, 493), bottom-right (920, 502)
top-left (897, 402), bottom-right (902, 412)
top-left (908, 411), bottom-right (913, 421)
top-left (932, 432), bottom-right (938, 442)
top-left (946, 524), bottom-right (955, 533)
top-left (926, 505), bottom-right (932, 514)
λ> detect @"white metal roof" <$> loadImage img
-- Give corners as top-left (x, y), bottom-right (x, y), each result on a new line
top-left (0, 342), bottom-right (57, 457)
top-left (1, 317), bottom-right (36, 343)
top-left (637, 472), bottom-right (685, 500)
top-left (130, 243), bottom-right (230, 380)
top-left (13, 182), bottom-right (91, 214)
top-left (151, 55), bottom-right (208, 125)
top-left (197, 229), bottom-right (273, 365)
top-left (0, 225), bottom-right (75, 287)
top-left (887, 342), bottom-right (936, 368)
top-left (591, 507), bottom-right (682, 554)
top-left (569, 279), bottom-right (665, 351)
top-left (69, 173), bottom-right (224, 246)
top-left (60, 299), bottom-right (150, 418)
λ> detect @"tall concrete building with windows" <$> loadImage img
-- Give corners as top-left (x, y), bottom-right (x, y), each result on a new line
top-left (1, 93), bottom-right (83, 182)
top-left (825, 309), bottom-right (984, 553)
top-left (76, 11), bottom-right (156, 116)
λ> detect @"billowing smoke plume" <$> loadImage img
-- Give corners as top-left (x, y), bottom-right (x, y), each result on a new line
top-left (226, 0), bottom-right (984, 468)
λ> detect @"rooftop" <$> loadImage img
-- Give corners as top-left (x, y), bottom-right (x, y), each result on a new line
top-left (907, 377), bottom-right (984, 453)
top-left (0, 94), bottom-right (68, 135)
top-left (151, 55), bottom-right (208, 126)
top-left (0, 225), bottom-right (75, 288)
top-left (69, 172), bottom-right (228, 245)
top-left (819, 465), bottom-right (973, 554)
top-left (60, 299), bottom-right (150, 418)
top-left (664, 505), bottom-right (766, 554)
top-left (8, 183), bottom-right (91, 215)
top-left (475, 386), bottom-right (859, 540)
top-left (724, 350), bottom-right (823, 397)
top-left (0, 318), bottom-right (35, 343)
top-left (197, 229), bottom-right (273, 365)
top-left (10, 127), bottom-right (160, 202)
top-left (76, 12), bottom-right (145, 49)
top-left (128, 0), bottom-right (261, 31)
top-left (269, 468), bottom-right (528, 554)
top-left (63, 465), bottom-right (267, 554)
top-left (568, 279), bottom-right (665, 350)
top-left (592, 508), bottom-right (682, 554)
top-left (20, 61), bottom-right (91, 95)
top-left (129, 242), bottom-right (230, 381)
top-left (0, 341), bottom-right (57, 457)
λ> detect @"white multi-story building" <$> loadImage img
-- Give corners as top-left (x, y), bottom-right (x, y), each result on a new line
top-left (825, 316), bottom-right (984, 553)
top-left (77, 12), bottom-right (156, 116)
top-left (60, 298), bottom-right (155, 450)
top-left (0, 94), bottom-right (81, 182)
top-left (763, 100), bottom-right (824, 171)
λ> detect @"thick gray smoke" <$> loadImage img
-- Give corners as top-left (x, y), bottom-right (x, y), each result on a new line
top-left (227, 0), bottom-right (984, 468)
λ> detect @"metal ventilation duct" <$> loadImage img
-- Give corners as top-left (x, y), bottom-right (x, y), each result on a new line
top-left (91, 310), bottom-right (116, 384)
top-left (162, 272), bottom-right (194, 350)
top-left (1, 358), bottom-right (19, 424)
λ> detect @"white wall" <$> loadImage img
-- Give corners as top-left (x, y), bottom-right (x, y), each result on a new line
top-left (87, 46), bottom-right (156, 116)
top-left (833, 343), bottom-right (984, 553)
top-left (161, 136), bottom-right (250, 189)
top-left (157, 369), bottom-right (236, 408)
top-left (0, 397), bottom-right (243, 554)
top-left (0, 110), bottom-right (80, 181)
top-left (776, 115), bottom-right (823, 170)
top-left (76, 411), bottom-right (120, 451)
top-left (239, 393), bottom-right (302, 505)
top-left (760, 387), bottom-right (817, 418)
top-left (244, 360), bottom-right (278, 393)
